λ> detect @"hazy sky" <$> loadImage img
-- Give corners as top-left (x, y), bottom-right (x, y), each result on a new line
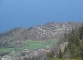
top-left (0, 0), bottom-right (83, 33)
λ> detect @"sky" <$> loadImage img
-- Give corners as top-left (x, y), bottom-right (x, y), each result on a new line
top-left (0, 0), bottom-right (83, 33)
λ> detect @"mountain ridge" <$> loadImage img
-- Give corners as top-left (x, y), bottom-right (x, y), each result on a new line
top-left (0, 22), bottom-right (82, 41)
top-left (0, 22), bottom-right (82, 50)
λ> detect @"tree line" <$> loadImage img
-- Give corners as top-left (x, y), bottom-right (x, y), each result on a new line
top-left (45, 23), bottom-right (83, 60)
top-left (57, 23), bottom-right (83, 59)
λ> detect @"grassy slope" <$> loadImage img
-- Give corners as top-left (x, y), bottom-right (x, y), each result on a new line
top-left (17, 39), bottom-right (59, 50)
top-left (0, 39), bottom-right (59, 51)
top-left (0, 39), bottom-right (59, 58)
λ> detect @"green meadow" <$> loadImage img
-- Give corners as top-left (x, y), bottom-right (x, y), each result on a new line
top-left (0, 39), bottom-right (59, 52)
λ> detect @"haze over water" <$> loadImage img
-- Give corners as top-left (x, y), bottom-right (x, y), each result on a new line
top-left (0, 0), bottom-right (83, 33)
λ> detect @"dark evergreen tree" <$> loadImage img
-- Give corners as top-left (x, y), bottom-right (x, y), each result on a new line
top-left (79, 23), bottom-right (83, 40)
top-left (46, 51), bottom-right (55, 58)
top-left (58, 49), bottom-right (63, 58)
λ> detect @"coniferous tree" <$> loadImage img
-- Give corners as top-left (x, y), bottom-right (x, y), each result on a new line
top-left (80, 40), bottom-right (83, 60)
top-left (58, 49), bottom-right (63, 58)
top-left (79, 23), bottom-right (83, 40)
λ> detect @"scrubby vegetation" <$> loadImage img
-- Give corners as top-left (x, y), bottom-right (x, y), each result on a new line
top-left (0, 22), bottom-right (83, 60)
top-left (45, 23), bottom-right (83, 60)
top-left (62, 23), bottom-right (83, 59)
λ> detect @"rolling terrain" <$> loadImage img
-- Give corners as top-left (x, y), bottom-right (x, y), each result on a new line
top-left (0, 22), bottom-right (82, 60)
top-left (0, 22), bottom-right (82, 48)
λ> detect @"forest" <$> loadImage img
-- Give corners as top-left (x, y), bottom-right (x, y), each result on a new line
top-left (45, 23), bottom-right (83, 60)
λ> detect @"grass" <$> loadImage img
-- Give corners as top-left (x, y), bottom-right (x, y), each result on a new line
top-left (0, 39), bottom-right (59, 57)
top-left (22, 39), bottom-right (59, 50)
top-left (0, 39), bottom-right (59, 52)
top-left (0, 48), bottom-right (14, 52)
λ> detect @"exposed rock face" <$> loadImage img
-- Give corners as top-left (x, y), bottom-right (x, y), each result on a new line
top-left (60, 42), bottom-right (69, 52)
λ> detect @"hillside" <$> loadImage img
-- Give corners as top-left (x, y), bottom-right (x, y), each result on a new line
top-left (0, 22), bottom-right (82, 48)
top-left (23, 22), bottom-right (82, 40)
top-left (40, 23), bottom-right (83, 60)
top-left (0, 22), bottom-right (83, 60)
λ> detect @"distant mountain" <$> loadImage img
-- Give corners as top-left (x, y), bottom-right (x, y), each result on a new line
top-left (0, 22), bottom-right (82, 47)
top-left (21, 22), bottom-right (82, 40)
top-left (0, 27), bottom-right (26, 40)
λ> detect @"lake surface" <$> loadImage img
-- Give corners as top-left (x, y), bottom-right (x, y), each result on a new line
top-left (0, 0), bottom-right (83, 33)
